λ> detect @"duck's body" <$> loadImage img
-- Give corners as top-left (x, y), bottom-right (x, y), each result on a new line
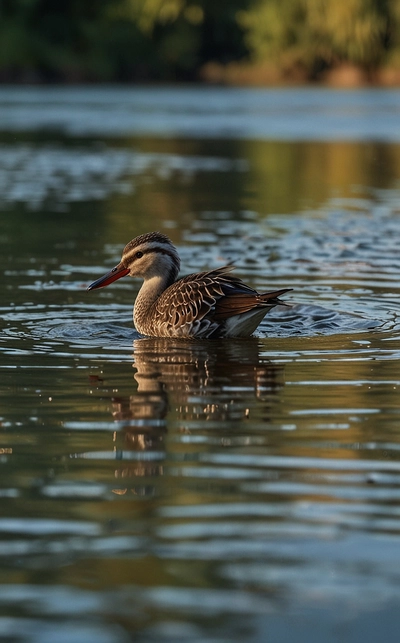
top-left (87, 232), bottom-right (291, 338)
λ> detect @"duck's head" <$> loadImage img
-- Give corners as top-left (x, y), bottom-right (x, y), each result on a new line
top-left (87, 232), bottom-right (181, 291)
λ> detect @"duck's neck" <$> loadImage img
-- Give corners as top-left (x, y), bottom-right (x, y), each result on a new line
top-left (134, 272), bottom-right (174, 332)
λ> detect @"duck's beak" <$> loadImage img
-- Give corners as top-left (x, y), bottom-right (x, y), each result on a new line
top-left (87, 263), bottom-right (129, 291)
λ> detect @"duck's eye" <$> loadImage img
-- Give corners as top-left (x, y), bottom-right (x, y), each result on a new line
top-left (135, 251), bottom-right (143, 259)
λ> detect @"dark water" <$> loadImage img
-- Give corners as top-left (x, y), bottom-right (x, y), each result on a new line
top-left (1, 87), bottom-right (400, 643)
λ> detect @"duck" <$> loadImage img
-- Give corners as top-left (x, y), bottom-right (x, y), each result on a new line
top-left (87, 232), bottom-right (291, 338)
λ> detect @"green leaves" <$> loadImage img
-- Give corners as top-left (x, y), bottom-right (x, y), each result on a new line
top-left (0, 0), bottom-right (398, 82)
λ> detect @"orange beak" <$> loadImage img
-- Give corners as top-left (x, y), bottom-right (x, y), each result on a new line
top-left (87, 263), bottom-right (130, 291)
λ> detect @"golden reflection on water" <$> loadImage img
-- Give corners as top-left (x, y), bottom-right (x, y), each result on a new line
top-left (245, 140), bottom-right (400, 213)
top-left (101, 139), bottom-right (400, 246)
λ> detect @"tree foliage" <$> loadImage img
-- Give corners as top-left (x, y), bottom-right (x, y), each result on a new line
top-left (0, 0), bottom-right (399, 82)
top-left (238, 0), bottom-right (390, 76)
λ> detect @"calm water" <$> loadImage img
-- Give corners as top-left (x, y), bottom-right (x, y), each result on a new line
top-left (1, 86), bottom-right (400, 642)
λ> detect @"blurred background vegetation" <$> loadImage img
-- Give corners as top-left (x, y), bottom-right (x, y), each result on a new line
top-left (1, 0), bottom-right (400, 85)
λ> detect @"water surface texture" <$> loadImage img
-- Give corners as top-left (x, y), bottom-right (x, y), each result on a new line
top-left (1, 87), bottom-right (400, 643)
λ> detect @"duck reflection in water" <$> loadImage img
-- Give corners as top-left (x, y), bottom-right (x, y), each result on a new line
top-left (108, 337), bottom-right (285, 495)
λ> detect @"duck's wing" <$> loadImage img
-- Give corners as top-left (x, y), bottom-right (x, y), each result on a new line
top-left (154, 266), bottom-right (291, 335)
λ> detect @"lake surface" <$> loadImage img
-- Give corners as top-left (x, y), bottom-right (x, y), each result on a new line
top-left (1, 86), bottom-right (400, 642)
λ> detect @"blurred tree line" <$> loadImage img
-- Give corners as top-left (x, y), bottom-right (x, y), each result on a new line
top-left (0, 0), bottom-right (399, 83)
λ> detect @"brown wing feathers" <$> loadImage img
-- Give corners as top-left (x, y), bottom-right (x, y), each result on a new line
top-left (213, 288), bottom-right (292, 322)
top-left (157, 264), bottom-right (291, 327)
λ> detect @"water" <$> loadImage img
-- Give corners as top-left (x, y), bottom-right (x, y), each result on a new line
top-left (1, 86), bottom-right (400, 642)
